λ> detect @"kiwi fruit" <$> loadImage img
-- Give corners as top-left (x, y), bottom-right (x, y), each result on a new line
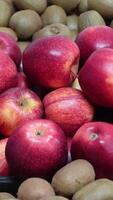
top-left (4, 0), bottom-right (15, 14)
top-left (9, 9), bottom-right (42, 39)
top-left (72, 178), bottom-right (113, 200)
top-left (0, 27), bottom-right (17, 40)
top-left (88, 0), bottom-right (113, 19)
top-left (51, 0), bottom-right (80, 13)
top-left (17, 177), bottom-right (55, 200)
top-left (78, 0), bottom-right (88, 14)
top-left (0, 192), bottom-right (16, 199)
top-left (51, 159), bottom-right (95, 198)
top-left (41, 5), bottom-right (67, 26)
top-left (32, 23), bottom-right (71, 40)
top-left (0, 0), bottom-right (13, 27)
top-left (18, 41), bottom-right (30, 52)
top-left (47, 0), bottom-right (52, 5)
top-left (39, 196), bottom-right (69, 200)
top-left (110, 20), bottom-right (113, 28)
top-left (78, 10), bottom-right (106, 32)
top-left (67, 15), bottom-right (78, 32)
top-left (70, 30), bottom-right (78, 41)
top-left (14, 0), bottom-right (47, 14)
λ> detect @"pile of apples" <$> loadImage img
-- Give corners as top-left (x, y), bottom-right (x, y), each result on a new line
top-left (1, 24), bottom-right (113, 183)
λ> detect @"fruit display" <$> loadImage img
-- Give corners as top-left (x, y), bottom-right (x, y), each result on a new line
top-left (1, 0), bottom-right (113, 199)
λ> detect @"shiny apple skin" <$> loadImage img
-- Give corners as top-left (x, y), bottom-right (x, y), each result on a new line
top-left (43, 87), bottom-right (94, 137)
top-left (0, 138), bottom-right (9, 176)
top-left (76, 25), bottom-right (113, 63)
top-left (5, 119), bottom-right (68, 178)
top-left (16, 72), bottom-right (30, 89)
top-left (0, 32), bottom-right (21, 67)
top-left (23, 35), bottom-right (80, 89)
top-left (0, 87), bottom-right (43, 137)
top-left (71, 122), bottom-right (113, 179)
top-left (0, 50), bottom-right (17, 93)
top-left (67, 137), bottom-right (72, 163)
top-left (79, 48), bottom-right (113, 107)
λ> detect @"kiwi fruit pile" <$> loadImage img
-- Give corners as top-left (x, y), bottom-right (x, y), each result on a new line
top-left (0, 0), bottom-right (112, 52)
top-left (2, 159), bottom-right (113, 200)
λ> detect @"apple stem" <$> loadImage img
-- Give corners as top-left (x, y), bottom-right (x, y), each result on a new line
top-left (90, 133), bottom-right (98, 141)
top-left (36, 131), bottom-right (42, 136)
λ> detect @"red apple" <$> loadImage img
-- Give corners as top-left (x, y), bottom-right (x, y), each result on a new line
top-left (71, 122), bottom-right (113, 179)
top-left (76, 25), bottom-right (113, 63)
top-left (43, 87), bottom-right (94, 137)
top-left (0, 32), bottom-right (21, 67)
top-left (0, 138), bottom-right (9, 176)
top-left (78, 48), bottom-right (113, 107)
top-left (23, 35), bottom-right (80, 89)
top-left (0, 87), bottom-right (43, 137)
top-left (5, 119), bottom-right (68, 177)
top-left (67, 137), bottom-right (72, 163)
top-left (0, 50), bottom-right (17, 94)
top-left (16, 72), bottom-right (30, 89)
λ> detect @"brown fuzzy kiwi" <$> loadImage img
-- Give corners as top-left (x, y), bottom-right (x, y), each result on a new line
top-left (72, 179), bottom-right (113, 200)
top-left (9, 9), bottom-right (42, 40)
top-left (51, 159), bottom-right (95, 198)
top-left (67, 15), bottom-right (78, 32)
top-left (32, 23), bottom-right (71, 40)
top-left (110, 20), bottom-right (113, 28)
top-left (47, 0), bottom-right (52, 5)
top-left (51, 0), bottom-right (80, 13)
top-left (0, 1), bottom-right (13, 26)
top-left (41, 5), bottom-right (67, 26)
top-left (18, 41), bottom-right (30, 53)
top-left (4, 0), bottom-right (15, 14)
top-left (66, 15), bottom-right (78, 40)
top-left (39, 196), bottom-right (69, 200)
top-left (78, 10), bottom-right (105, 32)
top-left (0, 192), bottom-right (16, 199)
top-left (0, 27), bottom-right (17, 41)
top-left (88, 0), bottom-right (113, 19)
top-left (78, 0), bottom-right (88, 14)
top-left (70, 30), bottom-right (78, 41)
top-left (14, 0), bottom-right (47, 14)
top-left (17, 178), bottom-right (55, 200)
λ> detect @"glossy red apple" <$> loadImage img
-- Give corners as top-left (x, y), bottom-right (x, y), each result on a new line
top-left (0, 87), bottom-right (43, 137)
top-left (0, 138), bottom-right (9, 176)
top-left (0, 50), bottom-right (17, 94)
top-left (0, 32), bottom-right (21, 67)
top-left (67, 137), bottom-right (72, 163)
top-left (16, 72), bottom-right (30, 89)
top-left (71, 122), bottom-right (113, 179)
top-left (76, 25), bottom-right (113, 63)
top-left (5, 119), bottom-right (68, 178)
top-left (23, 35), bottom-right (80, 89)
top-left (43, 87), bottom-right (94, 137)
top-left (79, 48), bottom-right (113, 107)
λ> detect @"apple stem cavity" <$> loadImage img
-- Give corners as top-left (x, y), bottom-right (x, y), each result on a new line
top-left (36, 131), bottom-right (42, 136)
top-left (90, 133), bottom-right (98, 141)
